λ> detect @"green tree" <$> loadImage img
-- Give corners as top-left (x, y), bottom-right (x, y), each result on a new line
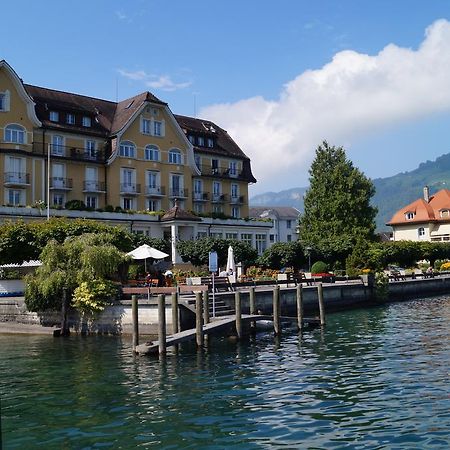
top-left (257, 241), bottom-right (305, 269)
top-left (298, 141), bottom-right (377, 265)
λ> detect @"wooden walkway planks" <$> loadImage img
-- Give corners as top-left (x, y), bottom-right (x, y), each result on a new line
top-left (135, 314), bottom-right (320, 355)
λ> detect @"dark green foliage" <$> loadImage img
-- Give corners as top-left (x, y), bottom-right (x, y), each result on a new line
top-left (176, 238), bottom-right (257, 268)
top-left (104, 205), bottom-right (114, 212)
top-left (299, 141), bottom-right (377, 265)
top-left (257, 241), bottom-right (305, 269)
top-left (130, 234), bottom-right (171, 255)
top-left (311, 261), bottom-right (329, 274)
top-left (65, 200), bottom-right (86, 210)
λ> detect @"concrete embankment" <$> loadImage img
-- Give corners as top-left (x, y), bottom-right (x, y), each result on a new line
top-left (1, 276), bottom-right (450, 335)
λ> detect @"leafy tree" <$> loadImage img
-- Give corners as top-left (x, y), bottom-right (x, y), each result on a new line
top-left (299, 141), bottom-right (377, 265)
top-left (257, 241), bottom-right (305, 269)
top-left (25, 233), bottom-right (127, 313)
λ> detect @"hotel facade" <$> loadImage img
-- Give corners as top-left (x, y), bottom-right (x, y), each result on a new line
top-left (0, 61), bottom-right (271, 262)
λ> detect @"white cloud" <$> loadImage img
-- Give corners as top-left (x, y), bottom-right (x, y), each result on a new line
top-left (200, 19), bottom-right (450, 193)
top-left (118, 69), bottom-right (191, 92)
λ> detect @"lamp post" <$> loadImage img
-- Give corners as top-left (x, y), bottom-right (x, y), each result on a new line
top-left (305, 246), bottom-right (312, 272)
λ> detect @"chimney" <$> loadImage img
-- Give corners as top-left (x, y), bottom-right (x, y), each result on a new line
top-left (423, 186), bottom-right (430, 203)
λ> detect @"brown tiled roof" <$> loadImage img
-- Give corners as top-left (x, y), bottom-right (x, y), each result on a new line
top-left (174, 114), bottom-right (257, 183)
top-left (161, 203), bottom-right (202, 222)
top-left (387, 189), bottom-right (450, 225)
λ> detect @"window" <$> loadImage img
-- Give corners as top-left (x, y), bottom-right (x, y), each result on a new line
top-left (229, 161), bottom-right (237, 176)
top-left (286, 220), bottom-right (292, 229)
top-left (241, 233), bottom-right (252, 246)
top-left (231, 206), bottom-right (240, 219)
top-left (142, 118), bottom-right (151, 135)
top-left (255, 234), bottom-right (267, 254)
top-left (212, 204), bottom-right (223, 214)
top-left (270, 234), bottom-right (275, 242)
top-left (194, 203), bottom-right (203, 214)
top-left (405, 212), bottom-right (415, 220)
top-left (197, 136), bottom-right (205, 146)
top-left (197, 231), bottom-right (208, 239)
top-left (82, 116), bottom-right (91, 127)
top-left (123, 198), bottom-right (134, 210)
top-left (147, 199), bottom-right (160, 211)
top-left (51, 135), bottom-right (64, 155)
top-left (8, 189), bottom-right (22, 206)
top-left (85, 140), bottom-right (96, 158)
top-left (66, 113), bottom-right (75, 125)
top-left (147, 171), bottom-right (161, 195)
top-left (231, 183), bottom-right (239, 199)
top-left (86, 196), bottom-right (97, 209)
top-left (0, 91), bottom-right (9, 111)
top-left (193, 179), bottom-right (203, 200)
top-left (153, 120), bottom-right (163, 136)
top-left (52, 193), bottom-right (64, 206)
top-left (49, 111), bottom-right (59, 122)
top-left (441, 210), bottom-right (450, 218)
top-left (418, 227), bottom-right (426, 238)
top-left (210, 232), bottom-right (222, 239)
top-left (5, 124), bottom-right (26, 144)
top-left (121, 168), bottom-right (136, 192)
top-left (168, 149), bottom-right (182, 164)
top-left (119, 141), bottom-right (136, 158)
top-left (170, 174), bottom-right (183, 197)
top-left (145, 145), bottom-right (159, 161)
top-left (207, 138), bottom-right (214, 148)
top-left (212, 159), bottom-right (219, 175)
top-left (287, 234), bottom-right (292, 242)
top-left (226, 233), bottom-right (238, 240)
top-left (195, 155), bottom-right (201, 169)
top-left (213, 181), bottom-right (221, 200)
top-left (188, 135), bottom-right (195, 144)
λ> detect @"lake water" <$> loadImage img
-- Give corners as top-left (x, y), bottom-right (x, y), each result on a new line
top-left (1, 296), bottom-right (449, 449)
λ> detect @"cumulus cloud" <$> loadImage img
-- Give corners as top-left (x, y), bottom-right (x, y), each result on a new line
top-left (118, 69), bottom-right (192, 92)
top-left (200, 19), bottom-right (450, 193)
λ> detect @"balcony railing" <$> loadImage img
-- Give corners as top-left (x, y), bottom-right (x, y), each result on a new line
top-left (145, 185), bottom-right (165, 196)
top-left (197, 164), bottom-right (240, 179)
top-left (212, 193), bottom-right (227, 203)
top-left (83, 181), bottom-right (106, 192)
top-left (120, 183), bottom-right (141, 195)
top-left (169, 188), bottom-right (188, 198)
top-left (32, 142), bottom-right (106, 163)
top-left (4, 172), bottom-right (30, 186)
top-left (193, 192), bottom-right (209, 201)
top-left (230, 195), bottom-right (245, 204)
top-left (50, 177), bottom-right (73, 190)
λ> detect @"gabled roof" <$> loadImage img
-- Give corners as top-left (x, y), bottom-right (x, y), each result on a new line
top-left (249, 206), bottom-right (301, 219)
top-left (387, 189), bottom-right (450, 225)
top-left (161, 202), bottom-right (202, 222)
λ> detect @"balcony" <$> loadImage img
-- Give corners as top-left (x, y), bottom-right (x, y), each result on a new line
top-left (120, 183), bottom-right (141, 195)
top-left (230, 195), bottom-right (245, 204)
top-left (145, 185), bottom-right (165, 197)
top-left (83, 181), bottom-right (106, 193)
top-left (32, 142), bottom-right (106, 163)
top-left (50, 177), bottom-right (73, 190)
top-left (212, 193), bottom-right (227, 203)
top-left (4, 172), bottom-right (30, 186)
top-left (169, 188), bottom-right (188, 198)
top-left (198, 164), bottom-right (240, 179)
top-left (193, 192), bottom-right (209, 202)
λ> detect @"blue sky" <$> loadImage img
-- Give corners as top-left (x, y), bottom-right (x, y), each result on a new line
top-left (2, 1), bottom-right (450, 195)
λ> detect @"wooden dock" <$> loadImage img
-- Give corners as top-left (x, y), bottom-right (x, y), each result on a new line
top-left (135, 314), bottom-right (320, 355)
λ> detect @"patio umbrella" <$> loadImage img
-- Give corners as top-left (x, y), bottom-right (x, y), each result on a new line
top-left (226, 245), bottom-right (236, 281)
top-left (127, 244), bottom-right (169, 271)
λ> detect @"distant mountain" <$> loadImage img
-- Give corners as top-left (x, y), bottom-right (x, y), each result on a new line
top-left (250, 153), bottom-right (450, 231)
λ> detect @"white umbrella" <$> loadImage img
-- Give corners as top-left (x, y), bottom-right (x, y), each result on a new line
top-left (226, 245), bottom-right (236, 281)
top-left (127, 244), bottom-right (169, 271)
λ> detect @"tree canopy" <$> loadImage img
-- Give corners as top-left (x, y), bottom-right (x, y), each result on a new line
top-left (298, 141), bottom-right (377, 265)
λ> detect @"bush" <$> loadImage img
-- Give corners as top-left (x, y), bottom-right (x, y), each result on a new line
top-left (65, 200), bottom-right (86, 210)
top-left (104, 205), bottom-right (114, 212)
top-left (257, 241), bottom-right (305, 270)
top-left (311, 261), bottom-right (329, 274)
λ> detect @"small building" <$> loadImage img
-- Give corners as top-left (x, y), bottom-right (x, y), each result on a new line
top-left (249, 206), bottom-right (300, 245)
top-left (387, 186), bottom-right (450, 242)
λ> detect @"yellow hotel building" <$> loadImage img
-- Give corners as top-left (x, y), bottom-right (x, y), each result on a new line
top-left (0, 60), bottom-right (271, 262)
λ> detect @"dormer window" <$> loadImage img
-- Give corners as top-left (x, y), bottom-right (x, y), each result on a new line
top-left (440, 209), bottom-right (450, 218)
top-left (82, 116), bottom-right (91, 127)
top-left (66, 113), bottom-right (75, 125)
top-left (405, 212), bottom-right (415, 220)
top-left (188, 135), bottom-right (195, 144)
top-left (207, 138), bottom-right (214, 148)
top-left (49, 111), bottom-right (59, 122)
top-left (197, 136), bottom-right (205, 146)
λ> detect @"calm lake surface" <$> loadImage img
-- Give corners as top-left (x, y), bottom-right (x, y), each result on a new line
top-left (1, 297), bottom-right (449, 449)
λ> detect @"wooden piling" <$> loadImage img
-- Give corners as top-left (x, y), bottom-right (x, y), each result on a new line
top-left (273, 285), bottom-right (281, 335)
top-left (317, 282), bottom-right (326, 326)
top-left (203, 290), bottom-right (210, 324)
top-left (249, 286), bottom-right (256, 332)
top-left (235, 291), bottom-right (242, 338)
top-left (171, 292), bottom-right (179, 335)
top-left (296, 284), bottom-right (304, 330)
top-left (195, 292), bottom-right (204, 347)
top-left (158, 294), bottom-right (167, 354)
top-left (132, 294), bottom-right (139, 351)
top-left (61, 287), bottom-right (70, 336)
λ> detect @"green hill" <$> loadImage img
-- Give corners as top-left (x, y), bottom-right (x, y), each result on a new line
top-left (250, 152), bottom-right (450, 231)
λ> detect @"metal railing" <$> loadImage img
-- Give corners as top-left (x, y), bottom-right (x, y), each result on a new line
top-left (83, 181), bottom-right (106, 192)
top-left (4, 172), bottom-right (30, 185)
top-left (211, 193), bottom-right (227, 203)
top-left (193, 192), bottom-right (209, 201)
top-left (120, 183), bottom-right (141, 194)
top-left (50, 177), bottom-right (73, 189)
top-left (32, 142), bottom-right (106, 163)
top-left (169, 188), bottom-right (188, 198)
top-left (145, 185), bottom-right (165, 196)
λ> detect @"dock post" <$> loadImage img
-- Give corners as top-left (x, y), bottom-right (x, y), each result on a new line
top-left (235, 291), bottom-right (242, 338)
top-left (249, 286), bottom-right (256, 332)
top-left (273, 286), bottom-right (281, 335)
top-left (132, 294), bottom-right (139, 351)
top-left (171, 291), bottom-right (179, 335)
top-left (317, 282), bottom-right (326, 326)
top-left (296, 284), bottom-right (304, 330)
top-left (195, 292), bottom-right (204, 347)
top-left (203, 290), bottom-right (210, 324)
top-left (158, 294), bottom-right (167, 354)
top-left (61, 287), bottom-right (70, 336)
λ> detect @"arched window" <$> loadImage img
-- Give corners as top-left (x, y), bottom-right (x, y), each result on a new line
top-left (119, 141), bottom-right (136, 158)
top-left (168, 148), bottom-right (182, 164)
top-left (440, 209), bottom-right (450, 218)
top-left (5, 124), bottom-right (26, 144)
top-left (405, 212), bottom-right (415, 220)
top-left (145, 144), bottom-right (160, 161)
